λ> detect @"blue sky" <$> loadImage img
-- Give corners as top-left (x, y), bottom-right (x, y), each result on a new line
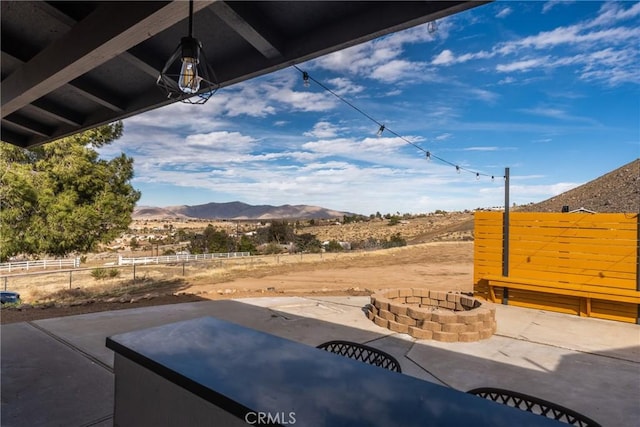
top-left (101, 1), bottom-right (640, 215)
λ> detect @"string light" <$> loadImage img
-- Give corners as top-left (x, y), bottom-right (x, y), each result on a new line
top-left (294, 66), bottom-right (503, 181)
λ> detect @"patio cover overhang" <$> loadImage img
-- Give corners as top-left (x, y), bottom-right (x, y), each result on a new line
top-left (1, 1), bottom-right (487, 149)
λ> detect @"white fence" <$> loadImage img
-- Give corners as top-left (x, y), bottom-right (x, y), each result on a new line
top-left (0, 257), bottom-right (81, 273)
top-left (118, 252), bottom-right (251, 266)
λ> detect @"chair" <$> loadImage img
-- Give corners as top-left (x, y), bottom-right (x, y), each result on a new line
top-left (316, 340), bottom-right (402, 373)
top-left (467, 387), bottom-right (601, 427)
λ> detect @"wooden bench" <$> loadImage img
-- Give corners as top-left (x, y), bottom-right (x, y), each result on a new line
top-left (482, 275), bottom-right (640, 321)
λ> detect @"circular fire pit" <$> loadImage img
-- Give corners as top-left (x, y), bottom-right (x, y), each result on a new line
top-left (366, 289), bottom-right (496, 342)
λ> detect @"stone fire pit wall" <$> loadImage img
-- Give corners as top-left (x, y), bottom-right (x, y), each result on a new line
top-left (366, 289), bottom-right (496, 342)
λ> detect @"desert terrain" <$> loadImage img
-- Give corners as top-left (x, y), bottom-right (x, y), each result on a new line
top-left (1, 221), bottom-right (474, 324)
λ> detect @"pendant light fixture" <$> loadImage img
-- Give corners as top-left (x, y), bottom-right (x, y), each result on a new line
top-left (157, 0), bottom-right (219, 104)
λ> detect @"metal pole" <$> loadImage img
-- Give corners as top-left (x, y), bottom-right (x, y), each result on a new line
top-left (502, 167), bottom-right (510, 304)
top-left (133, 264), bottom-right (136, 283)
top-left (182, 261), bottom-right (186, 276)
top-left (4, 276), bottom-right (7, 291)
top-left (69, 271), bottom-right (72, 289)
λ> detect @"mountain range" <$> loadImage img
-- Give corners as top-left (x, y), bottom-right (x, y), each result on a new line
top-left (134, 158), bottom-right (639, 220)
top-left (133, 201), bottom-right (351, 220)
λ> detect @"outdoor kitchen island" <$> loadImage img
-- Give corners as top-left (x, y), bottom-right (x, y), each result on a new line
top-left (106, 317), bottom-right (560, 426)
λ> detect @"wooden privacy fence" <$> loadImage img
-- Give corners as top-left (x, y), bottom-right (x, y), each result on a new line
top-left (474, 211), bottom-right (640, 324)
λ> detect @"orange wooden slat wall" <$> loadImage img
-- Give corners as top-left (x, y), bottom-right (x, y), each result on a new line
top-left (473, 211), bottom-right (639, 323)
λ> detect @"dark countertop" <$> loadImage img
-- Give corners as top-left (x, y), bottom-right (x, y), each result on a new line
top-left (106, 316), bottom-right (561, 427)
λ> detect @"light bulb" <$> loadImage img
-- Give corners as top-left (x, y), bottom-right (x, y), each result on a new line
top-left (377, 125), bottom-right (385, 137)
top-left (179, 57), bottom-right (200, 93)
top-left (456, 165), bottom-right (460, 174)
top-left (303, 72), bottom-right (310, 88)
top-left (178, 37), bottom-right (202, 94)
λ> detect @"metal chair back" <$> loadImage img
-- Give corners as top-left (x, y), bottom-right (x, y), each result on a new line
top-left (316, 340), bottom-right (402, 373)
top-left (467, 387), bottom-right (601, 427)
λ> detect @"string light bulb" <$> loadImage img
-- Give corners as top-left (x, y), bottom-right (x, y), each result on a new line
top-left (177, 37), bottom-right (201, 93)
top-left (476, 172), bottom-right (480, 180)
top-left (456, 165), bottom-right (460, 174)
top-left (377, 124), bottom-right (385, 137)
top-left (302, 71), bottom-right (310, 88)
top-left (491, 175), bottom-right (495, 182)
top-left (426, 151), bottom-right (431, 161)
top-left (156, 0), bottom-right (218, 103)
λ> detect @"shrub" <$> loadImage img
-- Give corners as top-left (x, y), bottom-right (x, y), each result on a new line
top-left (263, 242), bottom-right (284, 255)
top-left (382, 233), bottom-right (407, 248)
top-left (91, 268), bottom-right (108, 280)
top-left (91, 267), bottom-right (120, 280)
top-left (325, 240), bottom-right (344, 252)
top-left (387, 216), bottom-right (400, 226)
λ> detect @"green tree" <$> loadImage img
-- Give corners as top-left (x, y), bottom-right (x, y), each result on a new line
top-left (382, 233), bottom-right (407, 249)
top-left (256, 220), bottom-right (295, 245)
top-left (295, 232), bottom-right (322, 253)
top-left (130, 237), bottom-right (139, 250)
top-left (0, 123), bottom-right (140, 261)
top-left (189, 225), bottom-right (234, 254)
top-left (237, 235), bottom-right (257, 253)
top-left (325, 240), bottom-right (344, 252)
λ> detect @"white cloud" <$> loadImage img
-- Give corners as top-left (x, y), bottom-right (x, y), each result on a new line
top-left (268, 88), bottom-right (337, 112)
top-left (469, 88), bottom-right (499, 103)
top-left (369, 59), bottom-right (427, 83)
top-left (497, 76), bottom-right (516, 85)
top-left (542, 0), bottom-right (574, 14)
top-left (518, 106), bottom-right (599, 124)
top-left (431, 2), bottom-right (640, 87)
top-left (303, 121), bottom-right (343, 138)
top-left (326, 77), bottom-right (365, 96)
top-left (463, 146), bottom-right (500, 152)
top-left (496, 58), bottom-right (549, 73)
top-left (223, 86), bottom-right (277, 117)
top-left (496, 7), bottom-right (512, 19)
top-left (588, 2), bottom-right (640, 28)
top-left (435, 133), bottom-right (453, 141)
top-left (432, 49), bottom-right (455, 65)
top-left (503, 26), bottom-right (640, 52)
top-left (311, 20), bottom-right (440, 82)
top-left (432, 49), bottom-right (494, 66)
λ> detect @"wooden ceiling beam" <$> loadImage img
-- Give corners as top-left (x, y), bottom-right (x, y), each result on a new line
top-left (1, 1), bottom-right (214, 118)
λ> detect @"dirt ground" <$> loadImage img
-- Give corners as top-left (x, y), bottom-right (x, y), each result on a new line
top-left (0, 241), bottom-right (473, 324)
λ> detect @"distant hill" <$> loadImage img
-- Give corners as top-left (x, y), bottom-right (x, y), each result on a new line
top-left (519, 158), bottom-right (639, 213)
top-left (133, 201), bottom-right (351, 220)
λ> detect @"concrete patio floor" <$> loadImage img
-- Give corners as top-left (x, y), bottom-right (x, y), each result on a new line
top-left (2, 296), bottom-right (639, 427)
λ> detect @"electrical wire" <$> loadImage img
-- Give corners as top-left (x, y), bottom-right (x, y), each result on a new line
top-left (293, 65), bottom-right (503, 180)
